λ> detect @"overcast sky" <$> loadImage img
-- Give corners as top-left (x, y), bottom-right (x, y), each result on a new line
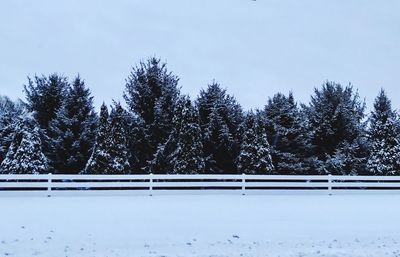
top-left (1, 0), bottom-right (399, 111)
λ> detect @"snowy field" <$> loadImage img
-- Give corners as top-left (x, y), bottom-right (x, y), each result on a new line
top-left (1, 194), bottom-right (400, 257)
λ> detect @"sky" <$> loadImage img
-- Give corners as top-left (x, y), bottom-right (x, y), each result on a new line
top-left (0, 0), bottom-right (399, 111)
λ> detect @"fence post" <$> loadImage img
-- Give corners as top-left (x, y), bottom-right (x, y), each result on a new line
top-left (328, 174), bottom-right (332, 195)
top-left (242, 173), bottom-right (246, 195)
top-left (47, 173), bottom-right (52, 197)
top-left (149, 173), bottom-right (153, 196)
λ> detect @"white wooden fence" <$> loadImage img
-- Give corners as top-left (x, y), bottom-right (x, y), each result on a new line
top-left (1, 174), bottom-right (400, 196)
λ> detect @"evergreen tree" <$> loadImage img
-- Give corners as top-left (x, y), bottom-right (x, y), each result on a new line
top-left (84, 104), bottom-right (113, 174)
top-left (264, 92), bottom-right (311, 174)
top-left (49, 76), bottom-right (97, 174)
top-left (125, 115), bottom-right (148, 173)
top-left (150, 96), bottom-right (205, 174)
top-left (0, 96), bottom-right (25, 164)
top-left (197, 82), bottom-right (243, 173)
top-left (24, 74), bottom-right (69, 165)
top-left (108, 103), bottom-right (130, 174)
top-left (367, 90), bottom-right (400, 175)
top-left (325, 137), bottom-right (369, 175)
top-left (24, 74), bottom-right (69, 130)
top-left (304, 82), bottom-right (366, 174)
top-left (84, 103), bottom-right (130, 174)
top-left (124, 57), bottom-right (180, 172)
top-left (0, 96), bottom-right (25, 118)
top-left (0, 112), bottom-right (48, 174)
top-left (237, 111), bottom-right (274, 174)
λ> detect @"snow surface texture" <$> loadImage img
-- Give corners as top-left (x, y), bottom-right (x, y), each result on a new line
top-left (1, 195), bottom-right (400, 257)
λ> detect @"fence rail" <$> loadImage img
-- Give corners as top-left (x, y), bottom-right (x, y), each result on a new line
top-left (1, 174), bottom-right (400, 196)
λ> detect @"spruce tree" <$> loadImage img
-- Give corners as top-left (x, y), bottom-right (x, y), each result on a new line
top-left (49, 76), bottom-right (97, 174)
top-left (325, 138), bottom-right (369, 175)
top-left (84, 103), bottom-right (130, 174)
top-left (24, 74), bottom-right (69, 167)
top-left (125, 115), bottom-right (148, 173)
top-left (304, 82), bottom-right (367, 174)
top-left (108, 103), bottom-right (130, 174)
top-left (0, 96), bottom-right (24, 119)
top-left (124, 57), bottom-right (180, 172)
top-left (84, 104), bottom-right (113, 174)
top-left (0, 96), bottom-right (25, 164)
top-left (24, 74), bottom-right (69, 130)
top-left (264, 92), bottom-right (311, 174)
top-left (150, 96), bottom-right (205, 174)
top-left (1, 112), bottom-right (48, 174)
top-left (197, 82), bottom-right (243, 173)
top-left (367, 90), bottom-right (400, 175)
top-left (237, 111), bottom-right (274, 174)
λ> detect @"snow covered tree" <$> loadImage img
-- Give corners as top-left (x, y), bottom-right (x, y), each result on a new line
top-left (150, 96), bottom-right (205, 174)
top-left (304, 82), bottom-right (367, 174)
top-left (263, 92), bottom-right (311, 174)
top-left (197, 82), bottom-right (243, 173)
top-left (325, 137), bottom-right (369, 175)
top-left (0, 112), bottom-right (48, 174)
top-left (0, 96), bottom-right (25, 119)
top-left (24, 74), bottom-right (69, 163)
top-left (237, 111), bottom-right (274, 174)
top-left (24, 74), bottom-right (69, 131)
top-left (108, 103), bottom-right (130, 174)
top-left (0, 96), bottom-right (25, 164)
top-left (124, 57), bottom-right (180, 172)
top-left (49, 76), bottom-right (97, 174)
top-left (367, 90), bottom-right (400, 175)
top-left (83, 103), bottom-right (130, 174)
top-left (83, 104), bottom-right (113, 174)
top-left (125, 115), bottom-right (148, 173)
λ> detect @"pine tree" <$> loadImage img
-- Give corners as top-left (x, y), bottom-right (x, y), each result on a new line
top-left (1, 112), bottom-right (48, 174)
top-left (0, 96), bottom-right (25, 119)
top-left (0, 96), bottom-right (25, 164)
top-left (237, 111), bottom-right (274, 174)
top-left (264, 92), bottom-right (311, 174)
top-left (125, 115), bottom-right (148, 173)
top-left (202, 106), bottom-right (233, 173)
top-left (367, 90), bottom-right (400, 175)
top-left (325, 138), bottom-right (369, 175)
top-left (108, 103), bottom-right (130, 174)
top-left (24, 74), bottom-right (69, 167)
top-left (124, 57), bottom-right (180, 172)
top-left (150, 96), bottom-right (205, 174)
top-left (83, 103), bottom-right (130, 174)
top-left (49, 76), bottom-right (97, 174)
top-left (24, 74), bottom-right (69, 130)
top-left (197, 82), bottom-right (243, 173)
top-left (84, 104), bottom-right (113, 174)
top-left (304, 82), bottom-right (367, 174)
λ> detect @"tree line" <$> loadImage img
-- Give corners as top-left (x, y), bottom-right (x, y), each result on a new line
top-left (0, 57), bottom-right (399, 175)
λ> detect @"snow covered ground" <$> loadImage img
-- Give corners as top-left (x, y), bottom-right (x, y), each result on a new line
top-left (1, 194), bottom-right (400, 257)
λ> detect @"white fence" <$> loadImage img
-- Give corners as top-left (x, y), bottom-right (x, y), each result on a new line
top-left (1, 174), bottom-right (400, 196)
